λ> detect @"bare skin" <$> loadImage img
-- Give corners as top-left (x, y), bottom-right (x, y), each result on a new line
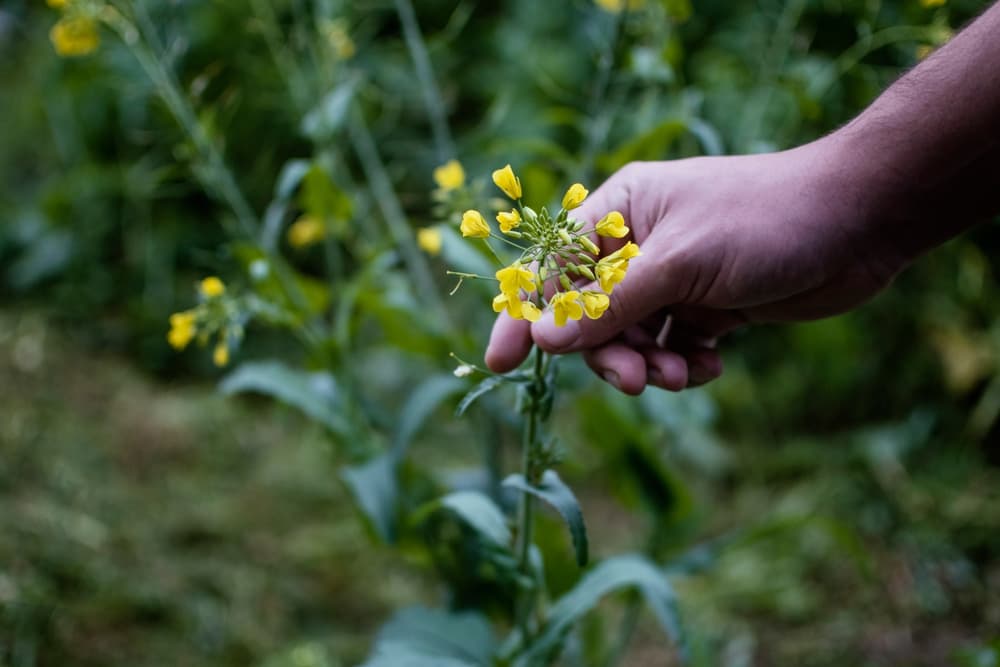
top-left (485, 1), bottom-right (1000, 395)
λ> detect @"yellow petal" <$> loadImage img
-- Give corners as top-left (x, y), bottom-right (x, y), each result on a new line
top-left (491, 164), bottom-right (522, 200)
top-left (213, 341), bottom-right (230, 367)
top-left (496, 209), bottom-right (521, 234)
top-left (521, 301), bottom-right (541, 322)
top-left (581, 291), bottom-right (610, 319)
top-left (561, 183), bottom-right (589, 210)
top-left (433, 160), bottom-right (465, 191)
top-left (460, 210), bottom-right (490, 239)
top-left (595, 211), bottom-right (629, 238)
top-left (200, 276), bottom-right (226, 298)
top-left (417, 227), bottom-right (443, 255)
top-left (50, 16), bottom-right (100, 57)
top-left (287, 215), bottom-right (326, 248)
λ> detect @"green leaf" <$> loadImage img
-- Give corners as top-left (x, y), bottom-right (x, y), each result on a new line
top-left (219, 361), bottom-right (350, 436)
top-left (341, 454), bottom-right (398, 543)
top-left (518, 555), bottom-right (687, 666)
top-left (504, 470), bottom-right (588, 567)
top-left (455, 376), bottom-right (506, 417)
top-left (391, 375), bottom-right (465, 456)
top-left (432, 491), bottom-right (511, 547)
top-left (301, 77), bottom-right (358, 141)
top-left (360, 606), bottom-right (496, 667)
top-left (597, 119), bottom-right (687, 173)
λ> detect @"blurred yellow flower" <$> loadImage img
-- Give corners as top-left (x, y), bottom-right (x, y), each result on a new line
top-left (287, 215), bottom-right (326, 248)
top-left (50, 16), bottom-right (100, 57)
top-left (594, 0), bottom-right (645, 13)
top-left (550, 291), bottom-right (584, 327)
top-left (200, 276), bottom-right (226, 298)
top-left (492, 164), bottom-right (522, 200)
top-left (213, 341), bottom-right (230, 367)
top-left (433, 160), bottom-right (465, 191)
top-left (323, 19), bottom-right (356, 60)
top-left (581, 291), bottom-right (610, 319)
top-left (198, 276), bottom-right (226, 299)
top-left (562, 183), bottom-right (588, 210)
top-left (417, 227), bottom-right (443, 255)
top-left (596, 211), bottom-right (628, 238)
top-left (496, 209), bottom-right (521, 234)
top-left (460, 210), bottom-right (490, 238)
top-left (920, 0), bottom-right (946, 6)
top-left (496, 262), bottom-right (536, 296)
top-left (46, 0), bottom-right (69, 8)
top-left (167, 311), bottom-right (196, 350)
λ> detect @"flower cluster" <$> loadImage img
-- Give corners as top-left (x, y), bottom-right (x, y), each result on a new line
top-left (459, 164), bottom-right (640, 327)
top-left (167, 277), bottom-right (244, 367)
top-left (46, 0), bottom-right (102, 57)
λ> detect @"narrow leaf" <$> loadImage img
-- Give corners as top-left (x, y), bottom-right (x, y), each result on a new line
top-left (504, 470), bottom-right (589, 567)
top-left (391, 375), bottom-right (465, 456)
top-left (518, 555), bottom-right (687, 665)
top-left (455, 375), bottom-right (506, 417)
top-left (435, 491), bottom-right (511, 547)
top-left (360, 606), bottom-right (496, 667)
top-left (341, 454), bottom-right (398, 543)
top-left (219, 361), bottom-right (350, 436)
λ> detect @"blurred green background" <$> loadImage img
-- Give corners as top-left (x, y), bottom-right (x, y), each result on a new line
top-left (2, 0), bottom-right (1000, 665)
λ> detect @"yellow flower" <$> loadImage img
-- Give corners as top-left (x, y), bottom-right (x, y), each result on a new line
top-left (200, 276), bottom-right (226, 298)
top-left (920, 0), bottom-right (946, 6)
top-left (460, 210), bottom-right (490, 239)
top-left (595, 243), bottom-right (641, 292)
top-left (496, 262), bottom-right (536, 296)
top-left (492, 164), bottom-right (522, 200)
top-left (607, 241), bottom-right (641, 262)
top-left (213, 340), bottom-right (230, 367)
top-left (167, 311), bottom-right (196, 350)
top-left (521, 300), bottom-right (542, 322)
top-left (50, 16), bottom-right (100, 57)
top-left (562, 183), bottom-right (588, 210)
top-left (417, 227), bottom-right (443, 255)
top-left (496, 209), bottom-right (521, 234)
top-left (323, 19), bottom-right (355, 60)
top-left (595, 211), bottom-right (628, 238)
top-left (549, 291), bottom-right (584, 327)
top-left (433, 160), bottom-right (465, 191)
top-left (594, 0), bottom-right (645, 12)
top-left (287, 215), bottom-right (326, 248)
top-left (492, 292), bottom-right (524, 319)
top-left (46, 0), bottom-right (69, 8)
top-left (581, 291), bottom-right (610, 319)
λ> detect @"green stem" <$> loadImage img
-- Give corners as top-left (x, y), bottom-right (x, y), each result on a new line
top-left (347, 112), bottom-right (450, 322)
top-left (393, 0), bottom-right (456, 163)
top-left (514, 346), bottom-right (547, 639)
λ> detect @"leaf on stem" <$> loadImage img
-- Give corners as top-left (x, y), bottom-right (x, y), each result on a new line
top-left (503, 469), bottom-right (589, 567)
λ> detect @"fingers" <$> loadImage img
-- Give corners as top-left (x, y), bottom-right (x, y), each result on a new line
top-left (485, 312), bottom-right (533, 372)
top-left (583, 340), bottom-right (722, 394)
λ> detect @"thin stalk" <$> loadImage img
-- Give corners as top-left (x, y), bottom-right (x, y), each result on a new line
top-left (347, 111), bottom-right (449, 322)
top-left (122, 6), bottom-right (259, 239)
top-left (514, 346), bottom-right (547, 638)
top-left (576, 8), bottom-right (626, 183)
top-left (393, 0), bottom-right (456, 163)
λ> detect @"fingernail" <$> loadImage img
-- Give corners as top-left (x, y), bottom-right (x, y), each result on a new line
top-left (534, 314), bottom-right (581, 351)
top-left (602, 370), bottom-right (621, 390)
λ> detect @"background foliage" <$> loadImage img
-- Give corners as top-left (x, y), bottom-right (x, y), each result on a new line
top-left (2, 0), bottom-right (1000, 665)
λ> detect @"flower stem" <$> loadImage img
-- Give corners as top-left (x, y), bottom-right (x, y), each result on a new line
top-left (514, 345), bottom-right (547, 639)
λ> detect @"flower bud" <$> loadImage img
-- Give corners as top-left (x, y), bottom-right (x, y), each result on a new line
top-left (579, 236), bottom-right (600, 255)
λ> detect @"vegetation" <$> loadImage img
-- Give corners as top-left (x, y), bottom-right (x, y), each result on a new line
top-left (1, 0), bottom-right (999, 665)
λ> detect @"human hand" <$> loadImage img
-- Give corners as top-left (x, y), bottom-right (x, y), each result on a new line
top-left (484, 139), bottom-right (910, 394)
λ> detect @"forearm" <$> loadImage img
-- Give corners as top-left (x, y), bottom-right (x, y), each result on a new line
top-left (824, 1), bottom-right (1000, 258)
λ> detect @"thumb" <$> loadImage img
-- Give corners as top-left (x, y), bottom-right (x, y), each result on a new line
top-left (530, 240), bottom-right (679, 353)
